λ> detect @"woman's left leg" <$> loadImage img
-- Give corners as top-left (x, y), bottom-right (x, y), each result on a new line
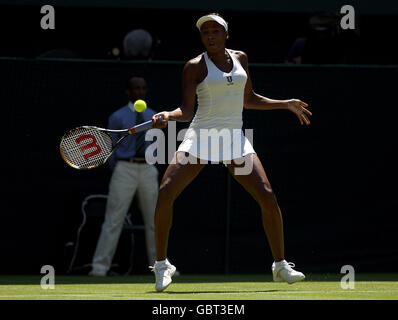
top-left (226, 153), bottom-right (285, 262)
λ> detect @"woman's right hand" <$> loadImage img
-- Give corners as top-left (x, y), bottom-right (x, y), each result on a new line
top-left (152, 111), bottom-right (169, 129)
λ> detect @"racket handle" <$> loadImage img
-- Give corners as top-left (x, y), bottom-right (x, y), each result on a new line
top-left (129, 116), bottom-right (164, 134)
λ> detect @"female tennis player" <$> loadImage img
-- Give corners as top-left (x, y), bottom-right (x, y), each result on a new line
top-left (150, 13), bottom-right (312, 292)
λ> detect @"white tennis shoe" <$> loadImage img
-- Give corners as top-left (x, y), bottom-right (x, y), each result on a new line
top-left (88, 269), bottom-right (107, 277)
top-left (272, 260), bottom-right (305, 284)
top-left (149, 259), bottom-right (177, 292)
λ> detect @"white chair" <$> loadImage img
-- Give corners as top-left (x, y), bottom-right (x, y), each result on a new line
top-left (67, 194), bottom-right (145, 275)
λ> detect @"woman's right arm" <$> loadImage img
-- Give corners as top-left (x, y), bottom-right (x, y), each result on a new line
top-left (152, 60), bottom-right (198, 128)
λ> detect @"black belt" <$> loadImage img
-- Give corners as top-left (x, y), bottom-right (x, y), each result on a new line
top-left (119, 157), bottom-right (147, 164)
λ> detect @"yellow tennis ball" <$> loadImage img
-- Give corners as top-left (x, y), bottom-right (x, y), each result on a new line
top-left (134, 99), bottom-right (147, 112)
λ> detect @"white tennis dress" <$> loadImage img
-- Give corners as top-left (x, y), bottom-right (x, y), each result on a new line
top-left (177, 49), bottom-right (255, 162)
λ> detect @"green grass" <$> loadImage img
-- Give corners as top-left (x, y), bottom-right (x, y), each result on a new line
top-left (0, 274), bottom-right (397, 300)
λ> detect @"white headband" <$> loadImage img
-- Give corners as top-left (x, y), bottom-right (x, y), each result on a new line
top-left (196, 14), bottom-right (228, 32)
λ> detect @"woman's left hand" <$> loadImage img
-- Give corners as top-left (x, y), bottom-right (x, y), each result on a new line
top-left (286, 99), bottom-right (312, 125)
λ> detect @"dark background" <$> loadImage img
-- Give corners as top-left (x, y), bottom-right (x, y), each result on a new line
top-left (1, 4), bottom-right (398, 64)
top-left (0, 1), bottom-right (397, 276)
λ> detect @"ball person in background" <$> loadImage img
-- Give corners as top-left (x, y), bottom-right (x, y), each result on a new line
top-left (151, 13), bottom-right (312, 291)
top-left (89, 76), bottom-right (158, 276)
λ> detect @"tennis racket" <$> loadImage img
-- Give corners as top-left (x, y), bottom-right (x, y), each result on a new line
top-left (60, 117), bottom-right (162, 170)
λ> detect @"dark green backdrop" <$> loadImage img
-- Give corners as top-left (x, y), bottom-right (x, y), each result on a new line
top-left (1, 58), bottom-right (397, 274)
top-left (1, 0), bottom-right (398, 14)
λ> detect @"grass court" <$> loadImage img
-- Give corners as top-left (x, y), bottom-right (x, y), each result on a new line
top-left (0, 273), bottom-right (397, 300)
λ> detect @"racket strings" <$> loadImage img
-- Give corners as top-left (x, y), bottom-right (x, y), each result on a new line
top-left (60, 127), bottom-right (113, 169)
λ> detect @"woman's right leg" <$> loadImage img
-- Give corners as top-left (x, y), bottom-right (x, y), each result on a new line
top-left (155, 152), bottom-right (206, 261)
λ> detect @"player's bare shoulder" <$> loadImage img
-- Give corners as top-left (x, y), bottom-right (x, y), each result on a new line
top-left (230, 49), bottom-right (249, 68)
top-left (184, 54), bottom-right (207, 83)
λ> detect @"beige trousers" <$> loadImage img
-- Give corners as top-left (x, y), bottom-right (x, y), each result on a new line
top-left (91, 160), bottom-right (158, 274)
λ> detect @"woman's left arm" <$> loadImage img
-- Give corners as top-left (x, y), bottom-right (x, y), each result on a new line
top-left (238, 51), bottom-right (312, 125)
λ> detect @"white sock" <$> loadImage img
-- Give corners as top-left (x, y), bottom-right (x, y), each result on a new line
top-left (275, 260), bottom-right (287, 267)
top-left (156, 259), bottom-right (167, 264)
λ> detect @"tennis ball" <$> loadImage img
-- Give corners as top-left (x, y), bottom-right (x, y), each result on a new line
top-left (134, 99), bottom-right (147, 112)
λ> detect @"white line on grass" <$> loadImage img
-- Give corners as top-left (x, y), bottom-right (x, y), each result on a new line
top-left (1, 289), bottom-right (396, 299)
